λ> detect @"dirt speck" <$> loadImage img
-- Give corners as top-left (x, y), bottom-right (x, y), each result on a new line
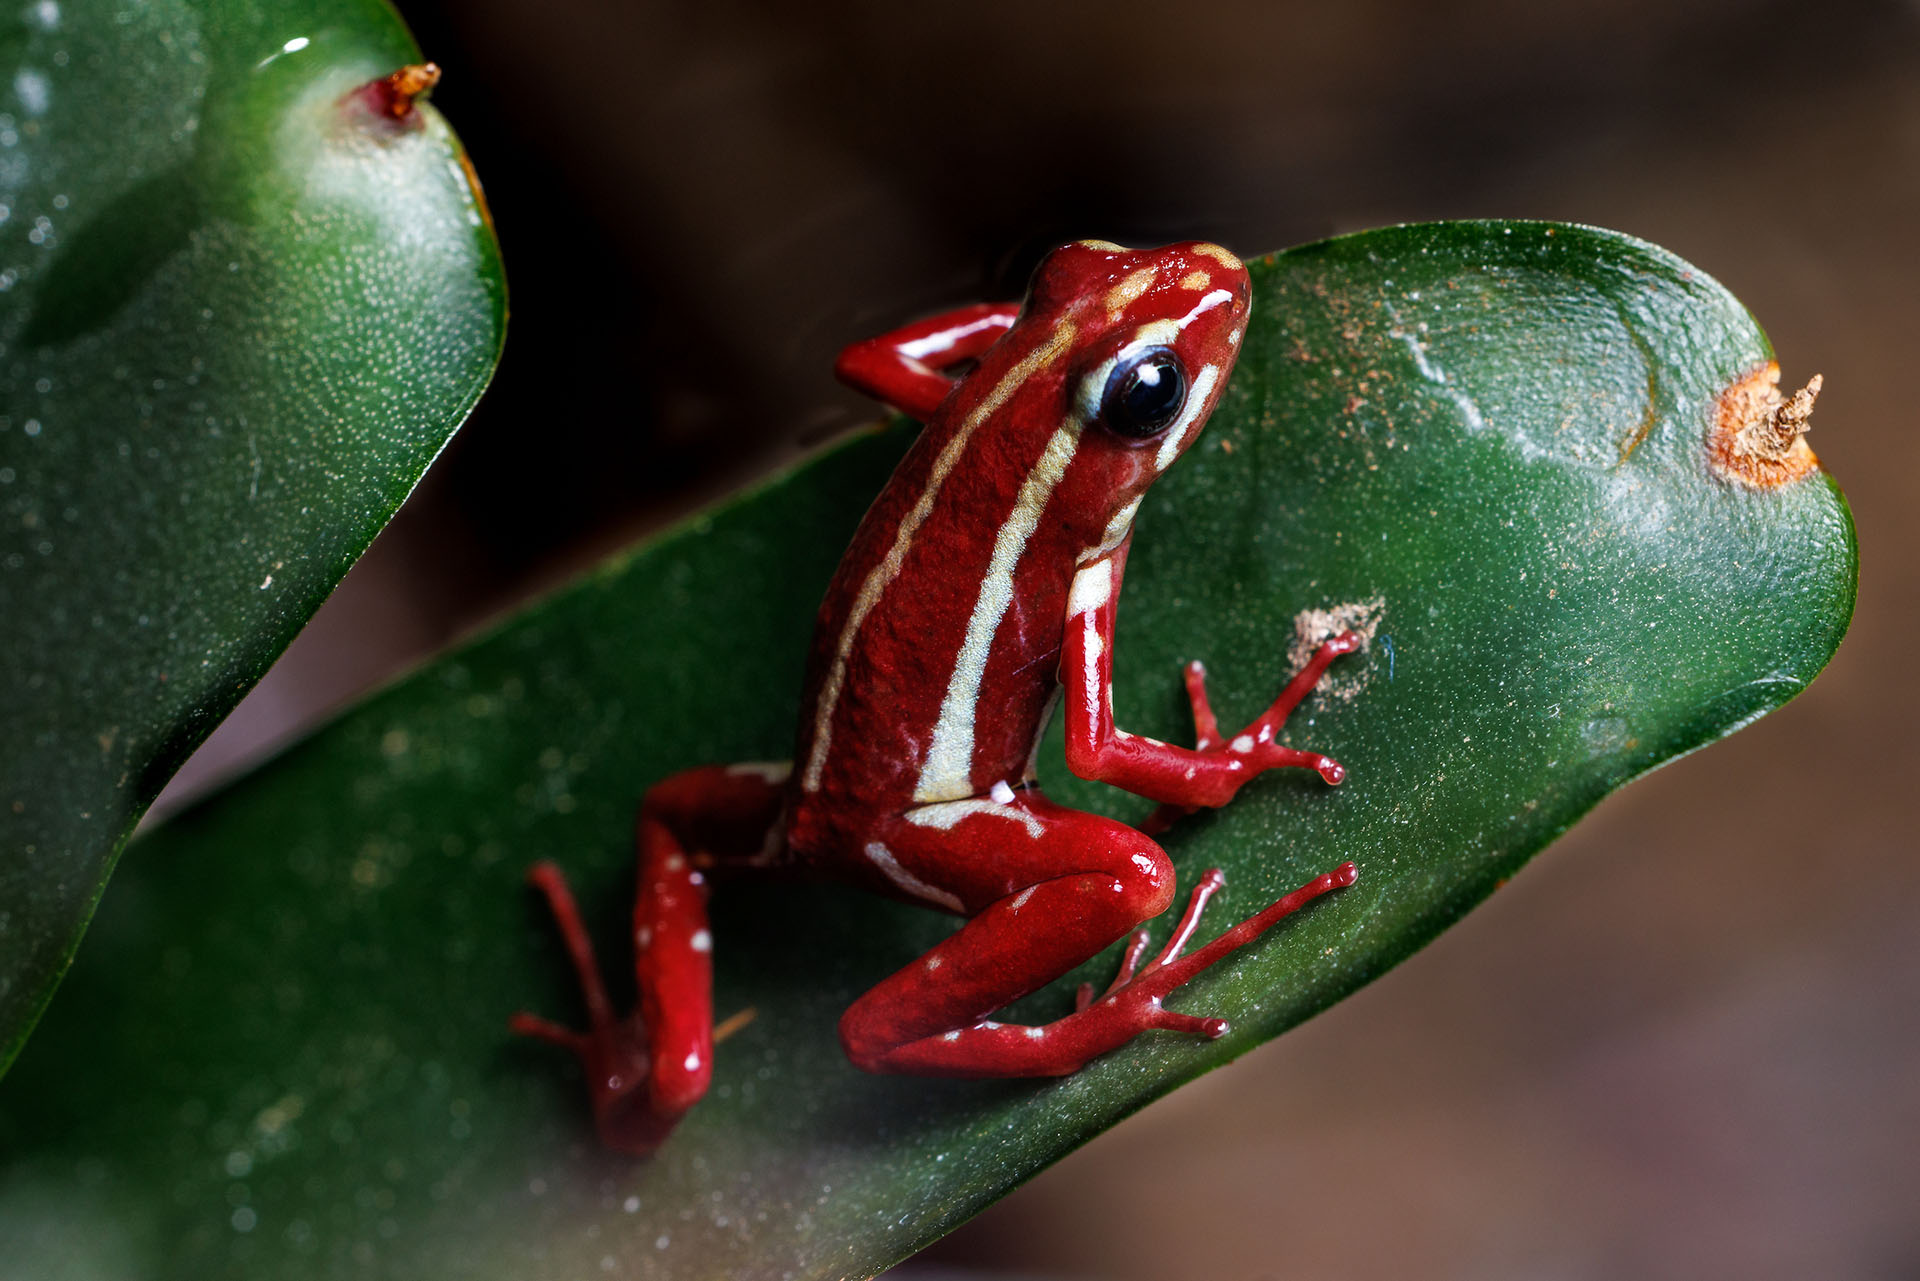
top-left (1288, 596), bottom-right (1386, 703)
top-left (1707, 362), bottom-right (1821, 489)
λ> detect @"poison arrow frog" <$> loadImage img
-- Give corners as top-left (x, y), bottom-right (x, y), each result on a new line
top-left (512, 239), bottom-right (1362, 1154)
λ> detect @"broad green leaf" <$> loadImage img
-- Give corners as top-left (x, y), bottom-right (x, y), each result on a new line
top-left (0, 0), bottom-right (506, 1070)
top-left (0, 224), bottom-right (1852, 1278)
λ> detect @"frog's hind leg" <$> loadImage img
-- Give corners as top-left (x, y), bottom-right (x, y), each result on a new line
top-left (836, 788), bottom-right (1353, 1078)
top-left (511, 762), bottom-right (788, 1155)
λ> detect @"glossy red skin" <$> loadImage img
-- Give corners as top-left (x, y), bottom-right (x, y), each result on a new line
top-left (513, 241), bottom-right (1360, 1154)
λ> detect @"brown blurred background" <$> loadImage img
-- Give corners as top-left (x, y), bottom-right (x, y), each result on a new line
top-left (157, 1), bottom-right (1917, 1276)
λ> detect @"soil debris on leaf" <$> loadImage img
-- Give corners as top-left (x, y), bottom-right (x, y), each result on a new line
top-left (1288, 596), bottom-right (1385, 703)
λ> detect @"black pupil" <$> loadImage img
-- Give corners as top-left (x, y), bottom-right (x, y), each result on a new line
top-left (1106, 352), bottom-right (1187, 438)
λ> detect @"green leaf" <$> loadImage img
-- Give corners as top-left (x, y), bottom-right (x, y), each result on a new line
top-left (0, 1), bottom-right (506, 1070)
top-left (0, 223), bottom-right (1852, 1278)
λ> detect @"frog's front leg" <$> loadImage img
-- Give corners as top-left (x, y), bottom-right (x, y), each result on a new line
top-left (836, 791), bottom-right (1350, 1076)
top-left (1062, 542), bottom-right (1361, 812)
top-left (834, 301), bottom-right (1021, 419)
top-left (510, 763), bottom-right (787, 1154)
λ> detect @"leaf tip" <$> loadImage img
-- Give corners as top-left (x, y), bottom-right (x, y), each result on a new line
top-left (342, 63), bottom-right (442, 134)
top-left (1708, 362), bottom-right (1823, 489)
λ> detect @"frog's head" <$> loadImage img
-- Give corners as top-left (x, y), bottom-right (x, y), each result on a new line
top-left (1019, 239), bottom-right (1252, 544)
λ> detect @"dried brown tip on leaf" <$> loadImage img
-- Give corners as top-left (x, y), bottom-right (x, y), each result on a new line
top-left (385, 63), bottom-right (442, 111)
top-left (1769, 373), bottom-right (1822, 444)
top-left (342, 62), bottom-right (442, 132)
top-left (1707, 362), bottom-right (1822, 489)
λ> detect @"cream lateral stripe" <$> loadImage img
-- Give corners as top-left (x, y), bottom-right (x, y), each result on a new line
top-left (916, 413), bottom-right (1087, 802)
top-left (1154, 363), bottom-right (1221, 471)
top-left (905, 798), bottom-right (1046, 839)
top-left (898, 312), bottom-right (1014, 362)
top-left (864, 841), bottom-right (965, 913)
top-left (1067, 558), bottom-right (1113, 617)
top-left (726, 760), bottom-right (792, 783)
top-left (1077, 496), bottom-right (1140, 564)
top-left (802, 323), bottom-right (1078, 791)
top-left (1194, 242), bottom-right (1244, 269)
top-left (1105, 266), bottom-right (1158, 318)
top-left (1123, 287), bottom-right (1234, 351)
top-left (1080, 618), bottom-right (1105, 730)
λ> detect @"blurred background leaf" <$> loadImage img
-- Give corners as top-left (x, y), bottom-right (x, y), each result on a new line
top-left (0, 0), bottom-right (505, 1071)
top-left (0, 223), bottom-right (1854, 1279)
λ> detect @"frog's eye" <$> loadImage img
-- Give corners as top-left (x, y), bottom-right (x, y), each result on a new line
top-left (1099, 347), bottom-right (1188, 440)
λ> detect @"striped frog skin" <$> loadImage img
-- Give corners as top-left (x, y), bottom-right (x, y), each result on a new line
top-left (512, 240), bottom-right (1361, 1153)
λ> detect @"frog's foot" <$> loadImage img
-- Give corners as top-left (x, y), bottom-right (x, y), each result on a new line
top-left (508, 1005), bottom-right (659, 1152)
top-left (1073, 862), bottom-right (1357, 1039)
top-left (1071, 868), bottom-right (1224, 1024)
top-left (510, 858), bottom-right (704, 1156)
top-left (1141, 637), bottom-right (1360, 835)
top-left (850, 858), bottom-right (1356, 1077)
top-left (1239, 632), bottom-right (1365, 779)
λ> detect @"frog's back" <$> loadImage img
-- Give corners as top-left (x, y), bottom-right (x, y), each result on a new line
top-left (786, 238), bottom-right (1254, 852)
top-left (788, 327), bottom-right (1087, 840)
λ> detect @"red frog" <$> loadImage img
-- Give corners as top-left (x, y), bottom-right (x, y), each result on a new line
top-left (512, 239), bottom-right (1362, 1154)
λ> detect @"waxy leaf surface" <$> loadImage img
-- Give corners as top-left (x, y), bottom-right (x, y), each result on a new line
top-left (0, 224), bottom-right (1853, 1278)
top-left (0, 0), bottom-right (506, 1070)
